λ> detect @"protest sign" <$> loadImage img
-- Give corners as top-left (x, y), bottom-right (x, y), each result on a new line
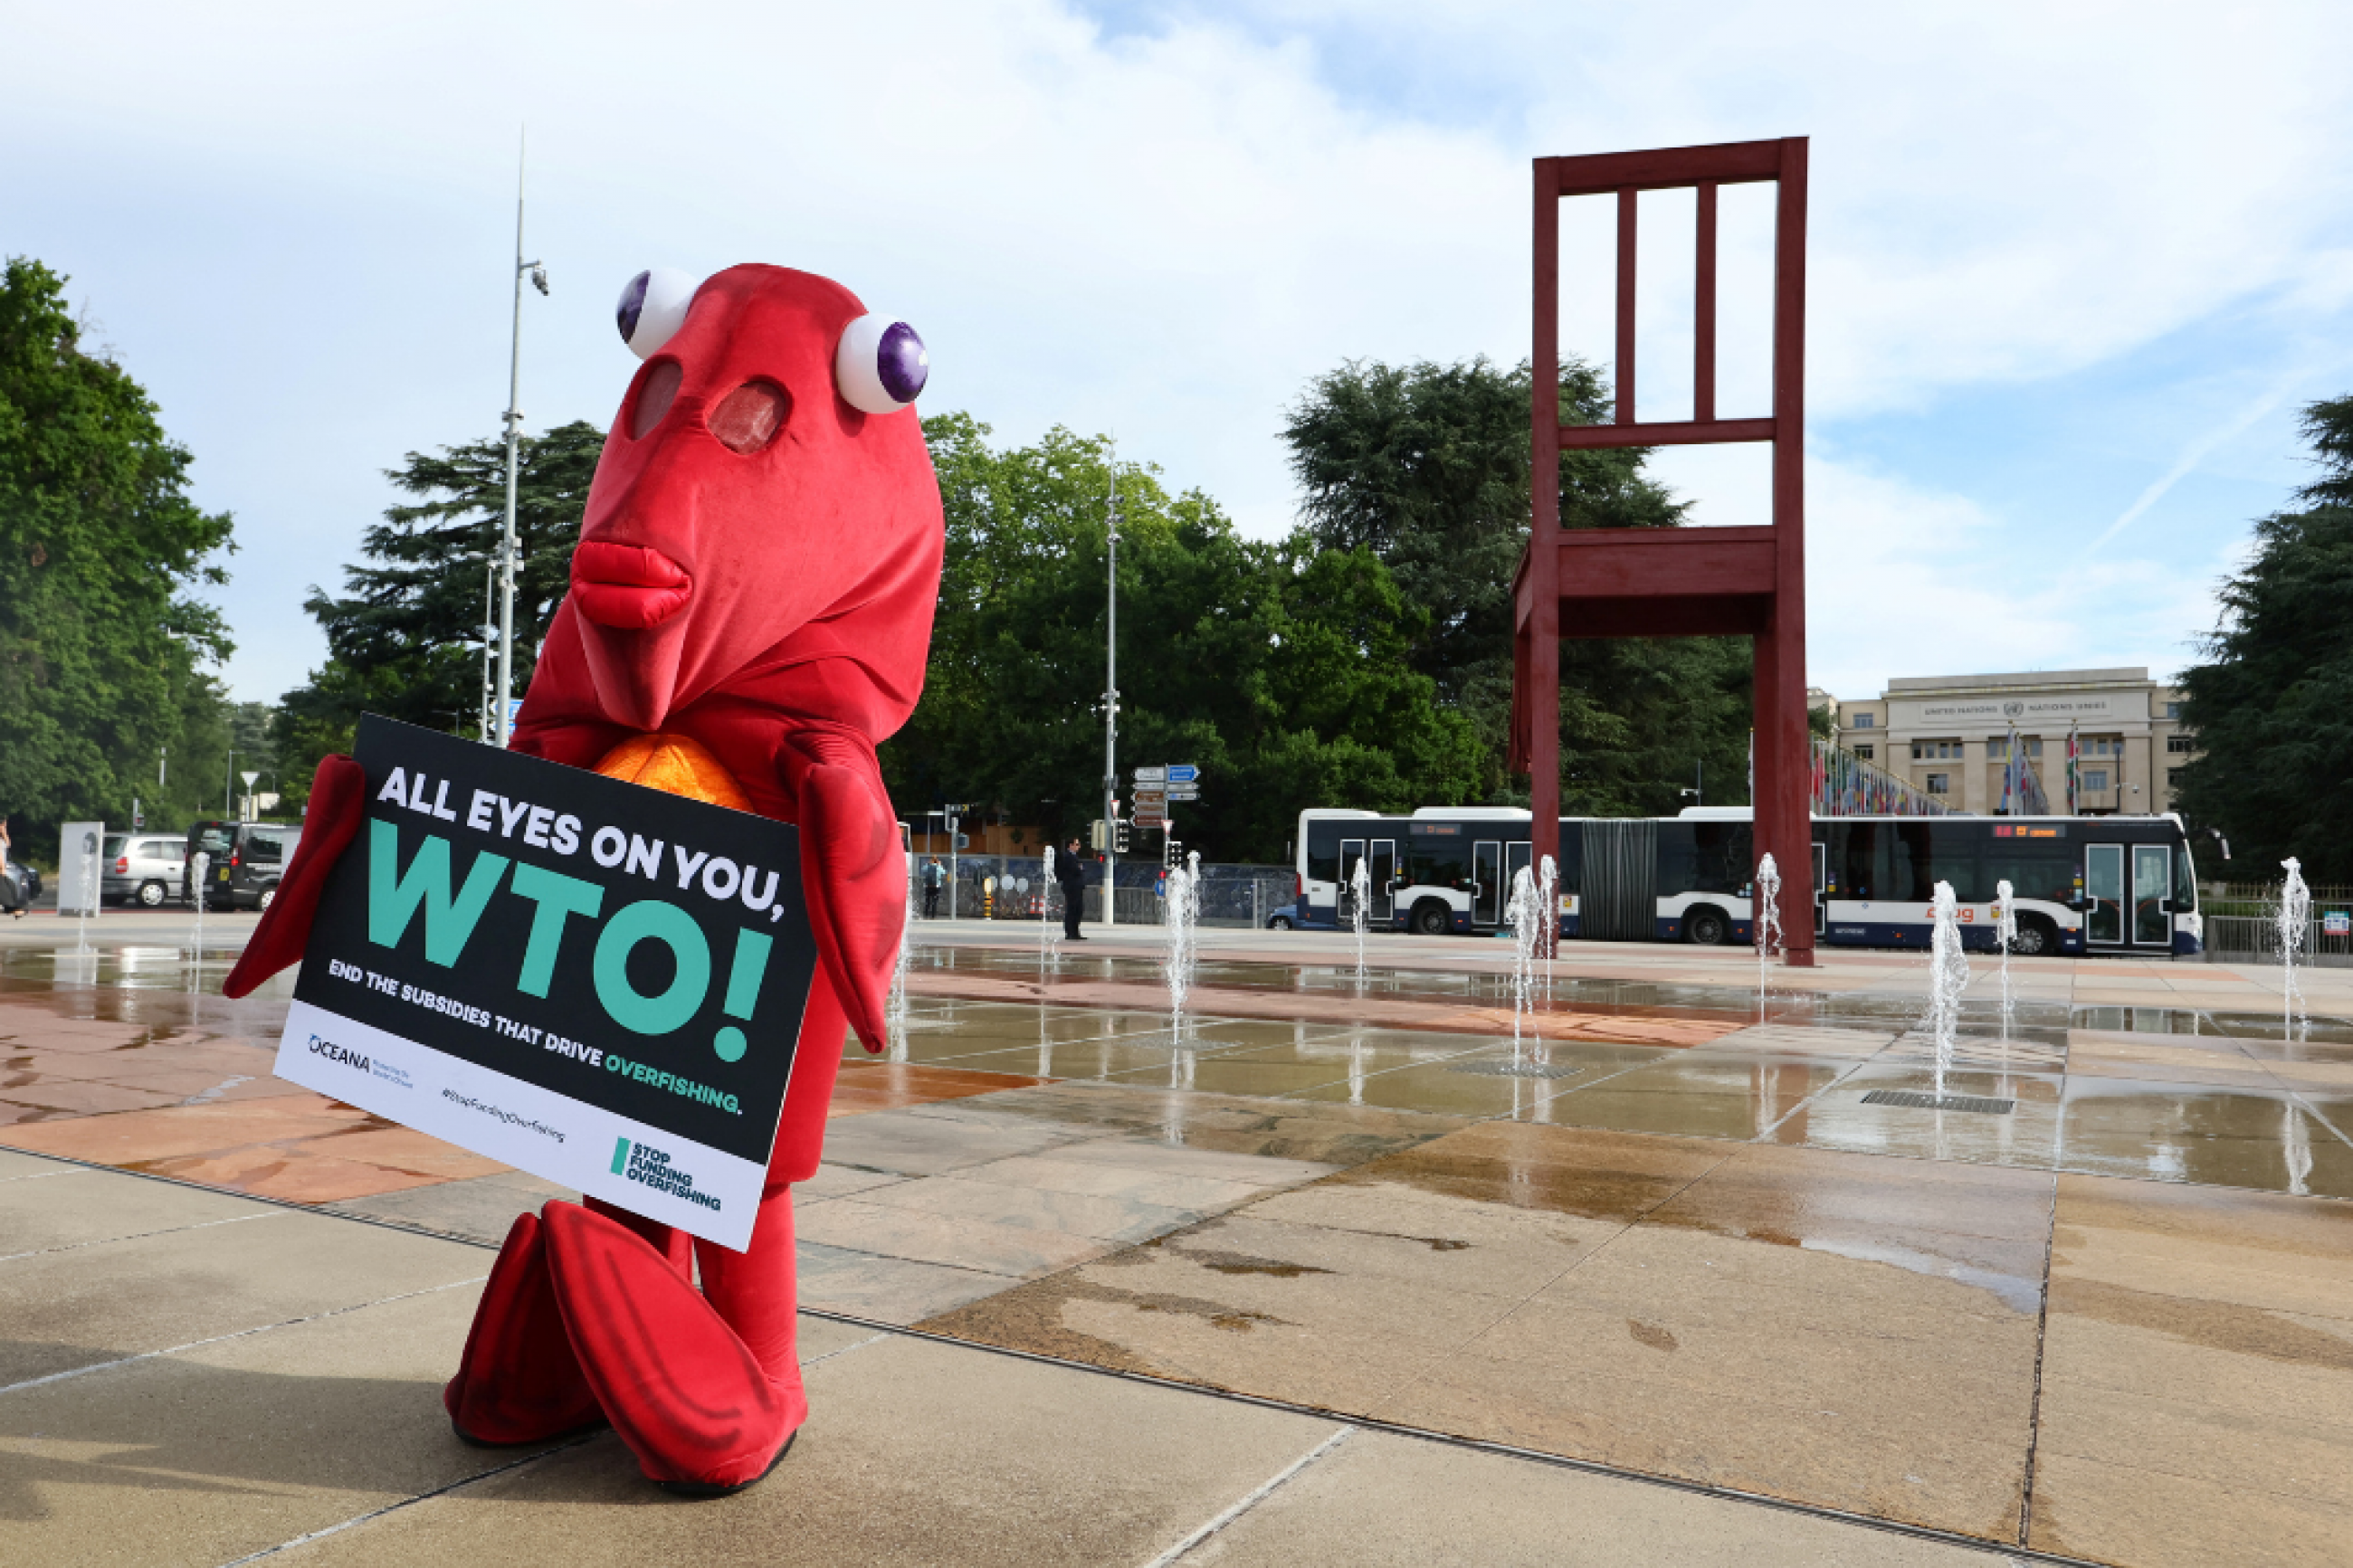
top-left (275, 715), bottom-right (818, 1249)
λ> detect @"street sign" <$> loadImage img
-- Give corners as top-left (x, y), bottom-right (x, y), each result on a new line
top-left (1165, 787), bottom-right (1200, 802)
top-left (1132, 766), bottom-right (1167, 784)
top-left (1132, 789), bottom-right (1167, 807)
top-left (1167, 765), bottom-right (1199, 784)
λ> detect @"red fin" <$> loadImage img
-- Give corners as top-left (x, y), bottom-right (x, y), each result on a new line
top-left (223, 755), bottom-right (367, 999)
top-left (540, 1201), bottom-right (801, 1487)
top-left (444, 1211), bottom-right (601, 1444)
top-left (780, 734), bottom-right (901, 1053)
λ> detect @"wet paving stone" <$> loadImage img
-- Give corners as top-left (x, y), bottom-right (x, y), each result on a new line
top-left (13, 930), bottom-right (2353, 1565)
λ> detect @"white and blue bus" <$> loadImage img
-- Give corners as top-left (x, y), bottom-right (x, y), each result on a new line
top-left (1285, 806), bottom-right (2201, 958)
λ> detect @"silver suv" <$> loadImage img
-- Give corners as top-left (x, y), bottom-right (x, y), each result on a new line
top-left (103, 834), bottom-right (189, 908)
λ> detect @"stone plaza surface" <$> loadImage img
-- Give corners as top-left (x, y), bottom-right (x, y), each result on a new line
top-left (3, 913), bottom-right (2351, 1564)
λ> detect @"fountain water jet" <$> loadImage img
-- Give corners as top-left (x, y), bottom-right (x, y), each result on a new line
top-left (73, 832), bottom-right (97, 955)
top-left (1039, 846), bottom-right (1061, 978)
top-left (187, 851), bottom-right (209, 993)
top-left (1754, 853), bottom-right (1783, 1000)
top-left (1995, 878), bottom-right (2017, 1019)
top-left (1163, 851), bottom-right (1201, 1019)
top-left (1537, 854), bottom-right (1558, 1007)
top-left (1505, 866), bottom-right (1543, 1047)
top-left (2279, 857), bottom-right (2310, 1035)
top-left (1349, 858), bottom-right (1371, 981)
top-left (886, 852), bottom-right (915, 1061)
top-left (1928, 880), bottom-right (1970, 1098)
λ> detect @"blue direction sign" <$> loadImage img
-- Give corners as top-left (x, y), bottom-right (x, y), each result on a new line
top-left (1167, 765), bottom-right (1200, 784)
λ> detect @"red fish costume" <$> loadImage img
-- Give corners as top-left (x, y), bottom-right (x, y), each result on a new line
top-left (225, 264), bottom-right (942, 1494)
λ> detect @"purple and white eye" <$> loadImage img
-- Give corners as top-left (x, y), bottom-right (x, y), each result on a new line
top-left (616, 268), bottom-right (697, 359)
top-left (834, 314), bottom-right (928, 414)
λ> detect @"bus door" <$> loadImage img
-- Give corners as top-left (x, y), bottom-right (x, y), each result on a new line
top-left (2084, 841), bottom-right (2173, 950)
top-left (2130, 842), bottom-right (2174, 948)
top-left (1505, 841), bottom-right (1533, 900)
top-left (1472, 841), bottom-right (1502, 927)
top-left (1338, 838), bottom-right (1365, 924)
top-left (1812, 841), bottom-right (1828, 937)
top-left (1368, 840), bottom-right (1397, 923)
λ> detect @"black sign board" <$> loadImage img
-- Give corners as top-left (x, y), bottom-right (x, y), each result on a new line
top-left (274, 715), bottom-right (818, 1248)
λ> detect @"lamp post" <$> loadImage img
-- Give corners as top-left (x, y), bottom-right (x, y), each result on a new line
top-left (478, 560), bottom-right (499, 744)
top-left (1100, 438), bottom-right (1119, 929)
top-left (497, 129), bottom-right (550, 749)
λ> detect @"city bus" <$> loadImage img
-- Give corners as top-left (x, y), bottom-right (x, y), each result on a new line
top-left (1287, 806), bottom-right (2201, 957)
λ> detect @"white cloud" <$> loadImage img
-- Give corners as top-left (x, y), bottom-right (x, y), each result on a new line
top-left (5, 0), bottom-right (2348, 701)
top-left (1802, 454), bottom-right (2234, 697)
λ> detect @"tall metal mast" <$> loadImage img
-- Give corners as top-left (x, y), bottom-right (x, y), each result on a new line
top-left (1101, 438), bottom-right (1119, 928)
top-left (496, 130), bottom-right (546, 748)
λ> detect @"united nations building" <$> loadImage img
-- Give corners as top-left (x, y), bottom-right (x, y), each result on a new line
top-left (1824, 668), bottom-right (2196, 816)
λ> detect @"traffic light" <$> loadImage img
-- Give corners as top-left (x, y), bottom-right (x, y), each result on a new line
top-left (1112, 819), bottom-right (1131, 854)
top-left (1090, 819), bottom-right (1108, 851)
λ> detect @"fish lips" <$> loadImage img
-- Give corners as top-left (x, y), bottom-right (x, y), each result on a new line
top-left (571, 539), bottom-right (692, 630)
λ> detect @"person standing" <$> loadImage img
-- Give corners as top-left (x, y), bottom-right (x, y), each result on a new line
top-left (1057, 837), bottom-right (1089, 941)
top-left (920, 857), bottom-right (944, 919)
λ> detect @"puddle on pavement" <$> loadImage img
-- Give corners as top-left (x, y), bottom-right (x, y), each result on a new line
top-left (2056, 1079), bottom-right (2353, 1195)
top-left (2068, 1004), bottom-right (2353, 1045)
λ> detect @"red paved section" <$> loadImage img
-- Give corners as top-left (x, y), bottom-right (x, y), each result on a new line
top-left (0, 993), bottom-right (1047, 1206)
top-left (904, 971), bottom-right (1747, 1048)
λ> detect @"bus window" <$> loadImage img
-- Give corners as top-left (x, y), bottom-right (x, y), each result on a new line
top-left (1305, 832), bottom-right (1339, 887)
top-left (1655, 823), bottom-right (1695, 895)
top-left (1407, 832), bottom-right (1472, 892)
top-left (1891, 824), bottom-right (1938, 901)
top-left (1982, 840), bottom-right (2074, 904)
top-left (1555, 822), bottom-right (1583, 893)
top-left (2174, 849), bottom-right (2197, 912)
top-left (1691, 822), bottom-right (1751, 893)
top-left (1834, 822), bottom-right (1882, 900)
top-left (1920, 822), bottom-right (1986, 902)
top-left (1660, 822), bottom-right (1753, 894)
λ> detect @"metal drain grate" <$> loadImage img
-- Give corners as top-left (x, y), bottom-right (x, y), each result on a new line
top-left (1449, 1060), bottom-right (1583, 1079)
top-left (1861, 1089), bottom-right (2015, 1115)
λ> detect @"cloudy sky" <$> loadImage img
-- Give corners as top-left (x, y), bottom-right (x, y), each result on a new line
top-left (10, 1), bottom-right (2350, 707)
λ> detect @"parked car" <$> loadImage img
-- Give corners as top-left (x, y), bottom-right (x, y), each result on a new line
top-left (103, 833), bottom-right (189, 908)
top-left (185, 821), bottom-right (304, 911)
top-left (4, 860), bottom-right (38, 906)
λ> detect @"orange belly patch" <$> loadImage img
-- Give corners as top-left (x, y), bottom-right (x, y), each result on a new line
top-left (592, 733), bottom-right (752, 812)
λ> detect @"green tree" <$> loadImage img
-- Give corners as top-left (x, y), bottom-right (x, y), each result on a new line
top-left (1283, 356), bottom-right (1754, 814)
top-left (883, 415), bottom-right (1481, 861)
top-left (277, 422), bottom-right (602, 803)
top-left (2175, 395), bottom-right (2353, 881)
top-left (0, 257), bottom-right (239, 857)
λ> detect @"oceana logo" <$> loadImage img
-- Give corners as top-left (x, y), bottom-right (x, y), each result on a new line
top-left (308, 1033), bottom-right (371, 1074)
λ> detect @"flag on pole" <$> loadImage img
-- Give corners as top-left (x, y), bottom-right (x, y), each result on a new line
top-left (2065, 723), bottom-right (2080, 814)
